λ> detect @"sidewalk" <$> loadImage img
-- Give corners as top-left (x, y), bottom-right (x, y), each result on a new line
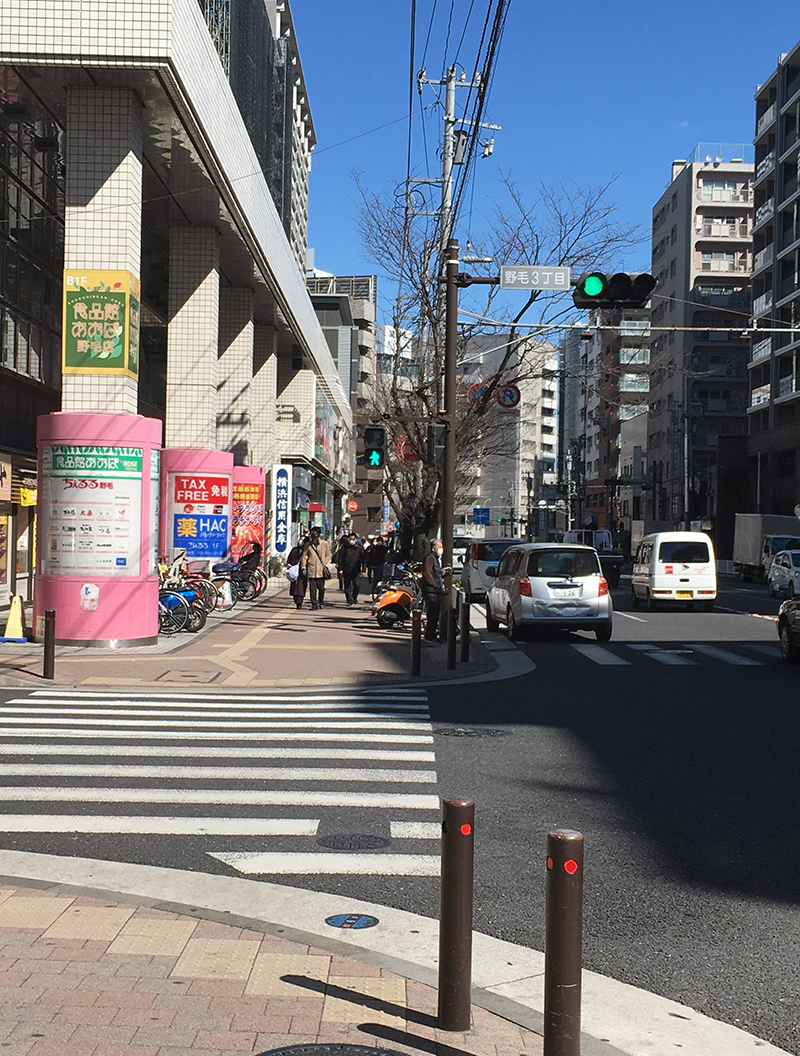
top-left (0, 584), bottom-right (496, 689)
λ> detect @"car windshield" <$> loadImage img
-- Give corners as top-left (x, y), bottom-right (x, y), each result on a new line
top-left (792, 553), bottom-right (800, 568)
top-left (476, 542), bottom-right (516, 563)
top-left (658, 541), bottom-right (709, 564)
top-left (528, 549), bottom-right (600, 578)
top-left (773, 536), bottom-right (800, 552)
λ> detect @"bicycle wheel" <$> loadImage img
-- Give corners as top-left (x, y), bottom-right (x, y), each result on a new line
top-left (234, 572), bottom-right (259, 601)
top-left (251, 567), bottom-right (268, 597)
top-left (158, 591), bottom-right (190, 635)
top-left (187, 577), bottom-right (216, 612)
top-left (185, 602), bottom-right (207, 633)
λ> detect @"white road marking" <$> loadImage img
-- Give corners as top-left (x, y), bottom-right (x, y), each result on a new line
top-left (0, 706), bottom-right (428, 719)
top-left (27, 691), bottom-right (428, 702)
top-left (208, 850), bottom-right (440, 875)
top-left (8, 701), bottom-right (428, 714)
top-left (615, 612), bottom-right (648, 622)
top-left (738, 642), bottom-right (781, 657)
top-left (626, 645), bottom-right (696, 666)
top-left (0, 718), bottom-right (433, 731)
top-left (0, 744), bottom-right (437, 761)
top-left (0, 764), bottom-right (438, 783)
top-left (0, 788), bottom-right (440, 808)
top-left (571, 644), bottom-right (631, 666)
top-left (390, 821), bottom-right (441, 840)
top-left (0, 816), bottom-right (321, 836)
top-left (0, 730), bottom-right (434, 743)
top-left (686, 643), bottom-right (763, 666)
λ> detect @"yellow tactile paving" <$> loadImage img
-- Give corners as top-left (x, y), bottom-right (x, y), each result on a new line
top-left (107, 917), bottom-right (198, 956)
top-left (322, 976), bottom-right (407, 1026)
top-left (0, 895), bottom-right (75, 929)
top-left (41, 904), bottom-right (135, 940)
top-left (245, 953), bottom-right (330, 996)
top-left (171, 937), bottom-right (261, 980)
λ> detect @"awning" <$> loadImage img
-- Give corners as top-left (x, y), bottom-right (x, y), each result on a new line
top-left (308, 501), bottom-right (326, 513)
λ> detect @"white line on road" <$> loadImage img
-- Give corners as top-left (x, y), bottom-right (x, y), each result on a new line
top-left (0, 764), bottom-right (438, 783)
top-left (1, 706), bottom-right (429, 719)
top-left (615, 612), bottom-right (648, 622)
top-left (738, 642), bottom-right (781, 657)
top-left (571, 644), bottom-right (631, 666)
top-left (208, 850), bottom-right (440, 875)
top-left (0, 744), bottom-right (437, 761)
top-left (0, 730), bottom-right (434, 743)
top-left (0, 788), bottom-right (441, 808)
top-left (389, 821), bottom-right (441, 840)
top-left (626, 645), bottom-right (696, 666)
top-left (0, 816), bottom-right (321, 836)
top-left (28, 691), bottom-right (428, 702)
top-left (0, 718), bottom-right (433, 731)
top-left (685, 643), bottom-right (763, 666)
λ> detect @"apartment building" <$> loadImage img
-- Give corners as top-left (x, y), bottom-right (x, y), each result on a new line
top-left (750, 42), bottom-right (800, 514)
top-left (647, 146), bottom-right (753, 525)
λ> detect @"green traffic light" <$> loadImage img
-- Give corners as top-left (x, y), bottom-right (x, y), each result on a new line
top-left (582, 274), bottom-right (605, 297)
top-left (368, 449), bottom-right (383, 467)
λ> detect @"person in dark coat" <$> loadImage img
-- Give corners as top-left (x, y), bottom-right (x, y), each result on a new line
top-left (422, 538), bottom-right (446, 640)
top-left (337, 532), bottom-right (364, 607)
top-left (287, 538), bottom-right (306, 609)
top-left (365, 535), bottom-right (388, 586)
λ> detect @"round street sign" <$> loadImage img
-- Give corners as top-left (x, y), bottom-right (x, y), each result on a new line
top-left (495, 384), bottom-right (521, 410)
top-left (396, 435), bottom-right (421, 464)
top-left (347, 499), bottom-right (359, 512)
top-left (468, 382), bottom-right (487, 405)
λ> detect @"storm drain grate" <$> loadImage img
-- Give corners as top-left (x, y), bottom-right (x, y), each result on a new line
top-left (316, 834), bottom-right (391, 851)
top-left (434, 727), bottom-right (511, 738)
top-left (259, 1047), bottom-right (404, 1056)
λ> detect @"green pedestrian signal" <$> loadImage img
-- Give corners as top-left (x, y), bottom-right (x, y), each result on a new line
top-left (362, 426), bottom-right (386, 469)
top-left (367, 448), bottom-right (384, 467)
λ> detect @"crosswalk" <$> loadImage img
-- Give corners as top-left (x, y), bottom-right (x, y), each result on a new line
top-left (566, 640), bottom-right (780, 667)
top-left (0, 689), bottom-right (442, 877)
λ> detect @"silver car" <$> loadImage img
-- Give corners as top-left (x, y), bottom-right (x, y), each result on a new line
top-left (485, 543), bottom-right (613, 641)
top-left (768, 550), bottom-right (800, 598)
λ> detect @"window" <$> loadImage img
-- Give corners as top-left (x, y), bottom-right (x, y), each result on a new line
top-left (657, 541), bottom-right (710, 563)
top-left (671, 226), bottom-right (677, 245)
top-left (671, 193), bottom-right (678, 212)
top-left (527, 549), bottom-right (601, 578)
top-left (477, 541), bottom-right (516, 563)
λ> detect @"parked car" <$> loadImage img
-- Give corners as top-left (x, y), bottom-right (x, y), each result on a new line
top-left (485, 543), bottom-right (613, 641)
top-left (462, 537), bottom-right (525, 601)
top-left (777, 595), bottom-right (800, 664)
top-left (631, 531), bottom-right (716, 611)
top-left (452, 538), bottom-right (469, 575)
top-left (767, 550), bottom-right (800, 598)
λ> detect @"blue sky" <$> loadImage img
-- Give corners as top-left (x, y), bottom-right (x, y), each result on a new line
top-left (292, 2), bottom-right (799, 323)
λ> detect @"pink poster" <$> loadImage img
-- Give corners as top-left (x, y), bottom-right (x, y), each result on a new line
top-left (230, 481), bottom-right (265, 561)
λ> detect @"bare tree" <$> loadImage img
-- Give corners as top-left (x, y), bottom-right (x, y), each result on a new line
top-left (355, 171), bottom-right (641, 552)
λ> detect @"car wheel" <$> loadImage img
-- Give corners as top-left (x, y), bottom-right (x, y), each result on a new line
top-left (630, 587), bottom-right (641, 609)
top-left (779, 621), bottom-right (800, 664)
top-left (595, 622), bottom-right (612, 642)
top-left (646, 591), bottom-right (658, 612)
top-left (768, 580), bottom-right (777, 598)
top-left (789, 582), bottom-right (796, 599)
top-left (485, 602), bottom-right (500, 633)
top-left (506, 607), bottom-right (521, 641)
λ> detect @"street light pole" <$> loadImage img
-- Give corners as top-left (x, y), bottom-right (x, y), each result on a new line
top-left (441, 238), bottom-right (459, 600)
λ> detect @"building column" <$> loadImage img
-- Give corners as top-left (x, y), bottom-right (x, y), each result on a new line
top-left (62, 89), bottom-right (143, 414)
top-left (166, 228), bottom-right (219, 448)
top-left (217, 288), bottom-right (254, 464)
top-left (251, 325), bottom-right (278, 468)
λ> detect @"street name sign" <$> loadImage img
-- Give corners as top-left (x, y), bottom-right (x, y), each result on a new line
top-left (499, 265), bottom-right (570, 290)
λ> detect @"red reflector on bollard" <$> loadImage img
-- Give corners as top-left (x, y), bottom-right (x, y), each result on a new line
top-left (546, 856), bottom-right (554, 870)
top-left (564, 859), bottom-right (578, 874)
top-left (460, 823), bottom-right (472, 836)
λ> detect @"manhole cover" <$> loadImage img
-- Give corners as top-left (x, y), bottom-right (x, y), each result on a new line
top-left (156, 670), bottom-right (220, 682)
top-left (434, 727), bottom-right (510, 738)
top-left (259, 1047), bottom-right (403, 1056)
top-left (325, 913), bottom-right (380, 930)
top-left (317, 834), bottom-right (391, 851)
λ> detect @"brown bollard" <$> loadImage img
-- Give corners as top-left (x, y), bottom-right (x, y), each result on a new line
top-left (411, 610), bottom-right (422, 676)
top-left (438, 797), bottom-right (475, 1031)
top-left (43, 609), bottom-right (56, 681)
top-left (459, 599), bottom-right (471, 663)
top-left (544, 829), bottom-right (584, 1056)
top-left (446, 606), bottom-right (458, 670)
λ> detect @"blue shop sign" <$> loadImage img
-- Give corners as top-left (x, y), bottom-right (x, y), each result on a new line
top-left (173, 513), bottom-right (229, 557)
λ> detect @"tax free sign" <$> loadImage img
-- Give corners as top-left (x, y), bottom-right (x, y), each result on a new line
top-left (171, 474), bottom-right (231, 558)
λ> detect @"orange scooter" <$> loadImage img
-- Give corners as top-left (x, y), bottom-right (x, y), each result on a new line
top-left (372, 565), bottom-right (421, 629)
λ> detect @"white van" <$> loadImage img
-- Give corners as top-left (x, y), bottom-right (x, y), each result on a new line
top-left (631, 532), bottom-right (717, 611)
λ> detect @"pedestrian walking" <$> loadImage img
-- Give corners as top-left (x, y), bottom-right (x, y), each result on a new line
top-left (365, 535), bottom-right (388, 586)
top-left (337, 531), bottom-right (364, 607)
top-left (422, 538), bottom-right (446, 640)
top-left (301, 526), bottom-right (332, 610)
top-left (286, 539), bottom-right (306, 609)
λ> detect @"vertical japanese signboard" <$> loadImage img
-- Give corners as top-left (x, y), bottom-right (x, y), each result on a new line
top-left (171, 474), bottom-right (230, 558)
top-left (62, 270), bottom-right (141, 380)
top-left (149, 449), bottom-right (160, 574)
top-left (230, 481), bottom-right (266, 562)
top-left (40, 445), bottom-right (143, 576)
top-left (270, 465), bottom-right (291, 557)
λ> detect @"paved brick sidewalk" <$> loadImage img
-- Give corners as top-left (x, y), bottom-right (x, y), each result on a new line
top-left (0, 882), bottom-right (543, 1056)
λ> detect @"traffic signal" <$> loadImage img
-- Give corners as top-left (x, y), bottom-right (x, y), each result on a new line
top-left (363, 426), bottom-right (385, 468)
top-left (426, 422), bottom-right (447, 465)
top-left (572, 272), bottom-right (656, 310)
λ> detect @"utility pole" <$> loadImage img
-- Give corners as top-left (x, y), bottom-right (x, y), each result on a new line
top-left (441, 237), bottom-right (459, 596)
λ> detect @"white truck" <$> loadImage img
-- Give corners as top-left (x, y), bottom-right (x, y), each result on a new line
top-left (562, 529), bottom-right (625, 587)
top-left (732, 513), bottom-right (800, 581)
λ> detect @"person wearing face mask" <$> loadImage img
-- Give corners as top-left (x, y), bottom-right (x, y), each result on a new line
top-left (422, 538), bottom-right (446, 640)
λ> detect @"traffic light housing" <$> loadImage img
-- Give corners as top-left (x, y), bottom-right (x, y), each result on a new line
top-left (572, 272), bottom-right (656, 310)
top-left (426, 422), bottom-right (447, 465)
top-left (363, 426), bottom-right (385, 468)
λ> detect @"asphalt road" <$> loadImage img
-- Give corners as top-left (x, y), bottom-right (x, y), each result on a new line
top-left (0, 576), bottom-right (796, 1051)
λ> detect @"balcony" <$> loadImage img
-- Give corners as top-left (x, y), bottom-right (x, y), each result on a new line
top-left (699, 260), bottom-right (749, 274)
top-left (699, 397), bottom-right (746, 415)
top-left (754, 198), bottom-right (775, 227)
top-left (750, 383), bottom-right (771, 408)
top-left (619, 320), bottom-right (651, 338)
top-left (693, 289), bottom-right (751, 311)
top-left (782, 175), bottom-right (799, 203)
top-left (757, 102), bottom-right (777, 137)
top-left (777, 375), bottom-right (797, 398)
top-left (697, 188), bottom-right (753, 204)
top-left (753, 245), bottom-right (773, 272)
top-left (696, 221), bottom-right (750, 239)
top-left (756, 150), bottom-right (776, 182)
top-left (753, 291), bottom-right (773, 315)
top-left (750, 336), bottom-right (772, 363)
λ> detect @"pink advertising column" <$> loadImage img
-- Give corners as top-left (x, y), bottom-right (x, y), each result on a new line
top-left (160, 450), bottom-right (234, 564)
top-left (35, 412), bottom-right (162, 646)
top-left (230, 465), bottom-right (266, 561)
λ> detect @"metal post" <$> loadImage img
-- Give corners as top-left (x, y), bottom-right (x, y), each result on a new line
top-left (446, 606), bottom-right (457, 670)
top-left (43, 609), bottom-right (56, 681)
top-left (459, 598), bottom-right (470, 663)
top-left (411, 610), bottom-right (422, 676)
top-left (544, 829), bottom-right (584, 1056)
top-left (438, 797), bottom-right (474, 1031)
top-left (441, 237), bottom-right (459, 619)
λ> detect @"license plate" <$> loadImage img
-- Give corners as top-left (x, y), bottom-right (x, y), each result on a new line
top-left (676, 591), bottom-right (692, 599)
top-left (555, 588), bottom-right (579, 599)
